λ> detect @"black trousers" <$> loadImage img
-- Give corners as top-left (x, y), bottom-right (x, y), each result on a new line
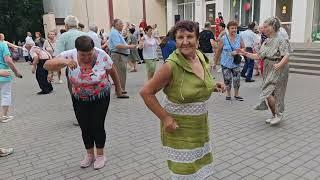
top-left (72, 94), bottom-right (110, 149)
top-left (36, 60), bottom-right (53, 93)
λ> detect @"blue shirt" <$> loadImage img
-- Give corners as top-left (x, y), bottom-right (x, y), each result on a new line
top-left (221, 34), bottom-right (241, 69)
top-left (0, 42), bottom-right (12, 82)
top-left (161, 39), bottom-right (176, 60)
top-left (108, 28), bottom-right (130, 55)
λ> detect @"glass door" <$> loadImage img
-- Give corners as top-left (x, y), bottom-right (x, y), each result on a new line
top-left (275, 0), bottom-right (293, 38)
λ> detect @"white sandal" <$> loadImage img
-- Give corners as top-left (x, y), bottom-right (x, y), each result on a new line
top-left (0, 148), bottom-right (14, 157)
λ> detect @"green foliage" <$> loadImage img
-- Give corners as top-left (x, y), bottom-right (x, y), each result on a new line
top-left (0, 0), bottom-right (44, 42)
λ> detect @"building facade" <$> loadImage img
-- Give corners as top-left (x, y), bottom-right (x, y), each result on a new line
top-left (166, 0), bottom-right (320, 43)
top-left (42, 0), bottom-right (166, 36)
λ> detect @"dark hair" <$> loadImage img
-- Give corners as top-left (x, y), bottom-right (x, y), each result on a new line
top-left (145, 25), bottom-right (153, 32)
top-left (227, 21), bottom-right (239, 29)
top-left (248, 22), bottom-right (256, 30)
top-left (172, 20), bottom-right (199, 39)
top-left (159, 30), bottom-right (174, 48)
top-left (75, 36), bottom-right (94, 52)
top-left (129, 28), bottom-right (135, 34)
top-left (78, 23), bottom-right (85, 29)
top-left (60, 29), bottom-right (66, 34)
top-left (219, 22), bottom-right (226, 29)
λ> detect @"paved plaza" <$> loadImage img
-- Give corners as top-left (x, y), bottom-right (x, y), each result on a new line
top-left (0, 62), bottom-right (320, 180)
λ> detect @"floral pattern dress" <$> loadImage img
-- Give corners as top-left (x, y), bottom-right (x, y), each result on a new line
top-left (57, 47), bottom-right (113, 101)
top-left (255, 36), bottom-right (290, 114)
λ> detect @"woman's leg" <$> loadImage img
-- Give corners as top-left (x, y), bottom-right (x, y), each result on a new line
top-left (221, 67), bottom-right (232, 98)
top-left (58, 70), bottom-right (62, 82)
top-left (267, 95), bottom-right (276, 116)
top-left (0, 82), bottom-right (12, 118)
top-left (233, 67), bottom-right (241, 97)
top-left (72, 97), bottom-right (94, 152)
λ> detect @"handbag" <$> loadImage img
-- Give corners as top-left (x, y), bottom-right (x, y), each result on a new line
top-left (226, 35), bottom-right (242, 65)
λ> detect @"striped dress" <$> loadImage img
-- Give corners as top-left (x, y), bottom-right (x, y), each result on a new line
top-left (162, 50), bottom-right (215, 180)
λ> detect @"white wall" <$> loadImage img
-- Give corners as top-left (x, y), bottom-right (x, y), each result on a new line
top-left (259, 0), bottom-right (273, 24)
top-left (167, 0), bottom-right (178, 31)
top-left (195, 0), bottom-right (204, 29)
top-left (291, 0), bottom-right (308, 42)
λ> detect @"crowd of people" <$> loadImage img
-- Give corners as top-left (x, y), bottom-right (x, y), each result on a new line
top-left (0, 13), bottom-right (291, 179)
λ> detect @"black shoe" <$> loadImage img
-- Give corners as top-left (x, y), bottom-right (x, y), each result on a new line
top-left (241, 74), bottom-right (247, 78)
top-left (138, 62), bottom-right (142, 64)
top-left (234, 96), bottom-right (244, 101)
top-left (226, 96), bottom-right (232, 101)
top-left (37, 91), bottom-right (45, 95)
top-left (142, 61), bottom-right (146, 64)
top-left (245, 79), bottom-right (255, 83)
top-left (117, 95), bottom-right (130, 99)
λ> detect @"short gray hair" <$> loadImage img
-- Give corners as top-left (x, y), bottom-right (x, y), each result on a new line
top-left (112, 19), bottom-right (122, 27)
top-left (64, 15), bottom-right (79, 28)
top-left (89, 24), bottom-right (98, 33)
top-left (204, 22), bottom-right (211, 28)
top-left (264, 17), bottom-right (281, 32)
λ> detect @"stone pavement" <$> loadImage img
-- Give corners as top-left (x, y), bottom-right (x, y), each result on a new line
top-left (0, 61), bottom-right (320, 180)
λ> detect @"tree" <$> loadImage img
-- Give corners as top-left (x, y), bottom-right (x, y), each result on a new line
top-left (0, 0), bottom-right (44, 42)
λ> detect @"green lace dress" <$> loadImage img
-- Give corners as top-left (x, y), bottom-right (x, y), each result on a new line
top-left (162, 49), bottom-right (215, 180)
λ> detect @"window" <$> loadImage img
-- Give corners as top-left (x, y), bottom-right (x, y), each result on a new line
top-left (177, 0), bottom-right (195, 21)
top-left (230, 0), bottom-right (260, 25)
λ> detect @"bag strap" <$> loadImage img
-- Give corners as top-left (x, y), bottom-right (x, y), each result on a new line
top-left (225, 35), bottom-right (235, 51)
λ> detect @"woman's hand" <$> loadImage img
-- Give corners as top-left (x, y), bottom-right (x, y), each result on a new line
top-left (47, 73), bottom-right (54, 83)
top-left (163, 116), bottom-right (179, 133)
top-left (65, 59), bottom-right (78, 70)
top-left (236, 48), bottom-right (247, 56)
top-left (214, 82), bottom-right (226, 93)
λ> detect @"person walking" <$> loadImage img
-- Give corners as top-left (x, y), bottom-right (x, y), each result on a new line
top-left (215, 12), bottom-right (224, 39)
top-left (140, 20), bottom-right (225, 180)
top-left (25, 40), bottom-right (53, 95)
top-left (127, 28), bottom-right (140, 72)
top-left (216, 21), bottom-right (245, 101)
top-left (238, 17), bottom-right (290, 125)
top-left (0, 41), bottom-right (22, 122)
top-left (138, 26), bottom-right (160, 80)
top-left (199, 22), bottom-right (216, 73)
top-left (108, 19), bottom-right (136, 96)
top-left (87, 25), bottom-right (102, 49)
top-left (44, 36), bottom-right (124, 170)
top-left (43, 31), bottom-right (63, 84)
top-left (240, 22), bottom-right (259, 82)
top-left (24, 32), bottom-right (33, 64)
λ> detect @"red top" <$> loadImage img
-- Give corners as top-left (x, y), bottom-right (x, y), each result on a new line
top-left (139, 21), bottom-right (147, 30)
top-left (215, 17), bottom-right (224, 39)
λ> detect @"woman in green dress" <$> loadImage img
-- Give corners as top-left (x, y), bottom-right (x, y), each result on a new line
top-left (140, 21), bottom-right (225, 179)
top-left (238, 17), bottom-right (290, 125)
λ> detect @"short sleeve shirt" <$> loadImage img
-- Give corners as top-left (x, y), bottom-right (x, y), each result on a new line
top-left (199, 30), bottom-right (215, 53)
top-left (108, 28), bottom-right (130, 55)
top-left (0, 42), bottom-right (12, 82)
top-left (56, 47), bottom-right (113, 100)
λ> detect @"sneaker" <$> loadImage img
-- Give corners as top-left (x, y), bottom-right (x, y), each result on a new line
top-left (265, 116), bottom-right (275, 124)
top-left (245, 79), bottom-right (255, 83)
top-left (217, 68), bottom-right (222, 73)
top-left (58, 80), bottom-right (63, 84)
top-left (270, 115), bottom-right (283, 125)
top-left (0, 116), bottom-right (14, 123)
top-left (0, 148), bottom-right (14, 157)
top-left (94, 155), bottom-right (106, 170)
top-left (80, 154), bottom-right (95, 168)
top-left (234, 96), bottom-right (244, 101)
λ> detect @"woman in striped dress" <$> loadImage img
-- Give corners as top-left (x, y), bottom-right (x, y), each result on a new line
top-left (140, 21), bottom-right (225, 179)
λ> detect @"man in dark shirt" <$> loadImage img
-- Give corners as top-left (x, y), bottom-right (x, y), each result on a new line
top-left (199, 22), bottom-right (215, 72)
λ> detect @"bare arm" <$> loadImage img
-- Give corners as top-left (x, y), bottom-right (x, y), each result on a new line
top-left (278, 55), bottom-right (289, 66)
top-left (6, 42), bottom-right (20, 49)
top-left (107, 64), bottom-right (122, 95)
top-left (44, 57), bottom-right (69, 72)
top-left (140, 63), bottom-right (172, 121)
top-left (4, 56), bottom-right (19, 75)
